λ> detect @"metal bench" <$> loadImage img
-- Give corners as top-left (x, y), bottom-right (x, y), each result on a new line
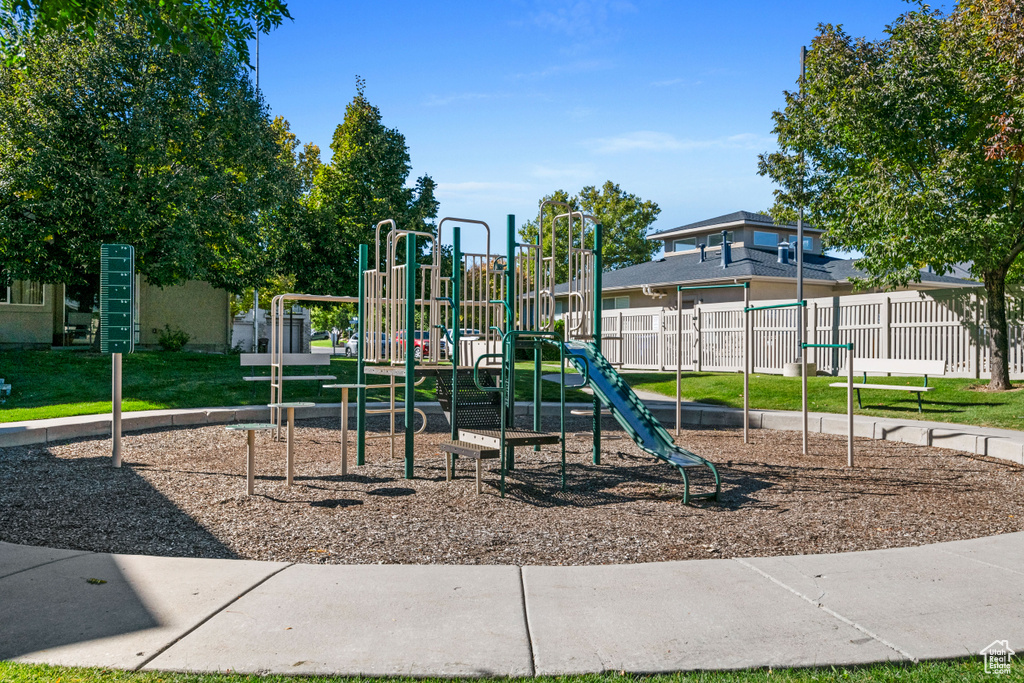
top-left (829, 358), bottom-right (946, 412)
top-left (239, 353), bottom-right (336, 395)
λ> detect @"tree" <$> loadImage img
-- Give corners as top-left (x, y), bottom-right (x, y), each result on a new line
top-left (0, 0), bottom-right (291, 65)
top-left (0, 18), bottom-right (292, 306)
top-left (287, 79), bottom-right (437, 296)
top-left (959, 0), bottom-right (1024, 161)
top-left (518, 181), bottom-right (661, 284)
top-left (758, 8), bottom-right (1024, 390)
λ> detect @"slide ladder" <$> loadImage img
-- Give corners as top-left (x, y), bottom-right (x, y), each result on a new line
top-left (563, 341), bottom-right (720, 503)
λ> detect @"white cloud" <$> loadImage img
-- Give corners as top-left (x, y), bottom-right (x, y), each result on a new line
top-left (530, 163), bottom-right (596, 183)
top-left (424, 92), bottom-right (503, 107)
top-left (650, 77), bottom-right (702, 88)
top-left (529, 0), bottom-right (638, 39)
top-left (585, 131), bottom-right (773, 154)
top-left (511, 58), bottom-right (612, 80)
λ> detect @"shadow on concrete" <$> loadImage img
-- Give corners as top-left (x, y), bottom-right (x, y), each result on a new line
top-left (0, 552), bottom-right (157, 660)
top-left (0, 444), bottom-right (238, 660)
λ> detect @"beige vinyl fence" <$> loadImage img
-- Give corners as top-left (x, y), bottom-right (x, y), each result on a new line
top-left (585, 286), bottom-right (1022, 378)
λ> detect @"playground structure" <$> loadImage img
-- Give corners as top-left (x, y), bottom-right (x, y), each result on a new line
top-left (672, 278), bottom-right (856, 465)
top-left (264, 206), bottom-right (723, 502)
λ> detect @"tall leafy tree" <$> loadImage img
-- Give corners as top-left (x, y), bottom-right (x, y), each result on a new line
top-left (758, 8), bottom-right (1024, 390)
top-left (0, 0), bottom-right (290, 65)
top-left (0, 18), bottom-right (292, 306)
top-left (290, 79), bottom-right (437, 296)
top-left (519, 181), bottom-right (661, 284)
top-left (959, 0), bottom-right (1024, 162)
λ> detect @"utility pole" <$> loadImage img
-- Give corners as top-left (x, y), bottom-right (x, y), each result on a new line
top-left (796, 45), bottom-right (806, 356)
top-left (252, 28), bottom-right (260, 352)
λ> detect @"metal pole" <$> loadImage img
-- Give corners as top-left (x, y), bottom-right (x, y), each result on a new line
top-left (357, 244), bottom-right (367, 466)
top-left (112, 352), bottom-right (122, 467)
top-left (505, 215), bottom-right (516, 470)
top-left (802, 302), bottom-right (809, 455)
top-left (796, 46), bottom-right (806, 355)
top-left (592, 222), bottom-right (602, 465)
top-left (452, 228), bottom-right (461, 442)
top-left (676, 288), bottom-right (682, 437)
top-left (848, 344), bottom-right (855, 467)
top-left (743, 284), bottom-right (750, 444)
top-left (404, 234), bottom-right (416, 479)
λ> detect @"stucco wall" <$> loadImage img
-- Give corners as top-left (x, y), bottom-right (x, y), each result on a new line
top-left (138, 280), bottom-right (230, 352)
top-left (0, 284), bottom-right (57, 348)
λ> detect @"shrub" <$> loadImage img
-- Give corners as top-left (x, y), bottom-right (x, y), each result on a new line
top-left (157, 325), bottom-right (191, 352)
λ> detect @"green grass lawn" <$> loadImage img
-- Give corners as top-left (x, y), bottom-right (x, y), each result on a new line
top-left (0, 658), bottom-right (998, 682)
top-left (628, 370), bottom-right (1024, 431)
top-left (0, 350), bottom-right (587, 423)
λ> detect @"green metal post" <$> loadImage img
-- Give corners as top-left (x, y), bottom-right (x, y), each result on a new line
top-left (404, 234), bottom-right (416, 479)
top-left (533, 235), bottom-right (542, 449)
top-left (357, 244), bottom-right (367, 466)
top-left (451, 227), bottom-right (461, 442)
top-left (505, 214), bottom-right (516, 471)
top-left (592, 223), bottom-right (603, 465)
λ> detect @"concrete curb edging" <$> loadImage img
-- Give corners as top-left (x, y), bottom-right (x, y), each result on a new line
top-left (2, 402), bottom-right (1022, 467)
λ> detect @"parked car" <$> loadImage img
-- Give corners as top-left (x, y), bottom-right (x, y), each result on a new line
top-left (310, 329), bottom-right (329, 341)
top-left (343, 332), bottom-right (387, 358)
top-left (394, 330), bottom-right (430, 361)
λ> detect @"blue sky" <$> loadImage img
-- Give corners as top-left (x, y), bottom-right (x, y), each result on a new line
top-left (253, 0), bottom-right (932, 254)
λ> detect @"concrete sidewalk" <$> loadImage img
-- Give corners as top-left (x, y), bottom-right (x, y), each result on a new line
top-left (1, 534), bottom-right (1021, 675)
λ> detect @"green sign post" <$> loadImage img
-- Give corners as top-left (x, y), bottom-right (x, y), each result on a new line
top-left (100, 244), bottom-right (135, 467)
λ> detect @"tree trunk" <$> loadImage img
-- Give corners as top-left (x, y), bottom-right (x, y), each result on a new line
top-left (983, 270), bottom-right (1013, 390)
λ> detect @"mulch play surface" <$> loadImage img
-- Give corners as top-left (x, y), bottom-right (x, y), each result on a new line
top-left (2, 415), bottom-right (1022, 565)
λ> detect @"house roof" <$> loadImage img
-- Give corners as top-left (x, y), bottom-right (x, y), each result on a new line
top-left (647, 210), bottom-right (822, 241)
top-left (553, 246), bottom-right (976, 294)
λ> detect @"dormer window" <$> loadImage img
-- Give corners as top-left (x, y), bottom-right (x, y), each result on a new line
top-left (706, 231), bottom-right (733, 247)
top-left (788, 235), bottom-right (813, 252)
top-left (672, 237), bottom-right (697, 252)
top-left (753, 230), bottom-right (779, 247)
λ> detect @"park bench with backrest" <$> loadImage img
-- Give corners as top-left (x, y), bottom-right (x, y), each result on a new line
top-left (239, 353), bottom-right (336, 395)
top-left (830, 358), bottom-right (946, 412)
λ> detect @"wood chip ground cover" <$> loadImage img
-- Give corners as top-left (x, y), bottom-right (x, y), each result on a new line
top-left (1, 416), bottom-right (1021, 565)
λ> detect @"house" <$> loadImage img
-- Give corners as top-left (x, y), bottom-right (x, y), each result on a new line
top-left (555, 211), bottom-right (975, 312)
top-left (0, 278), bottom-right (232, 352)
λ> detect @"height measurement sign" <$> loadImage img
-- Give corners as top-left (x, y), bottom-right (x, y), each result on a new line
top-left (100, 244), bottom-right (135, 354)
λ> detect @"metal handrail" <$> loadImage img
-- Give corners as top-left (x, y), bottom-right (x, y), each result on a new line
top-left (473, 353), bottom-right (505, 393)
top-left (745, 300), bottom-right (806, 312)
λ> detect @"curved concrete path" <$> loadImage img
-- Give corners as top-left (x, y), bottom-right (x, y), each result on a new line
top-left (1, 534), bottom-right (1022, 676)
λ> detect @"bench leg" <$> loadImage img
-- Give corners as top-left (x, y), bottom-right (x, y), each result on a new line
top-left (476, 460), bottom-right (482, 495)
top-left (856, 388), bottom-right (862, 409)
top-left (917, 392), bottom-right (923, 413)
top-left (246, 430), bottom-right (255, 496)
top-left (445, 453), bottom-right (453, 481)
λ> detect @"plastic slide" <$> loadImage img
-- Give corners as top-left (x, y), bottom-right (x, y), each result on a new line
top-left (562, 341), bottom-right (720, 502)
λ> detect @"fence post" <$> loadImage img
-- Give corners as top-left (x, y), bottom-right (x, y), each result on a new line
top-left (656, 312), bottom-right (665, 371)
top-left (808, 301), bottom-right (818, 369)
top-left (617, 310), bottom-right (624, 365)
top-left (694, 304), bottom-right (702, 372)
top-left (881, 294), bottom-right (891, 359)
top-left (974, 293), bottom-right (983, 379)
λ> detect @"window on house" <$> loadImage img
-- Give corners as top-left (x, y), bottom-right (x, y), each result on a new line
top-left (706, 231), bottom-right (734, 247)
top-left (1, 279), bottom-right (44, 305)
top-left (672, 237), bottom-right (697, 252)
top-left (555, 300), bottom-right (565, 315)
top-left (753, 231), bottom-right (779, 247)
top-left (788, 235), bottom-right (814, 252)
top-left (602, 296), bottom-right (629, 310)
